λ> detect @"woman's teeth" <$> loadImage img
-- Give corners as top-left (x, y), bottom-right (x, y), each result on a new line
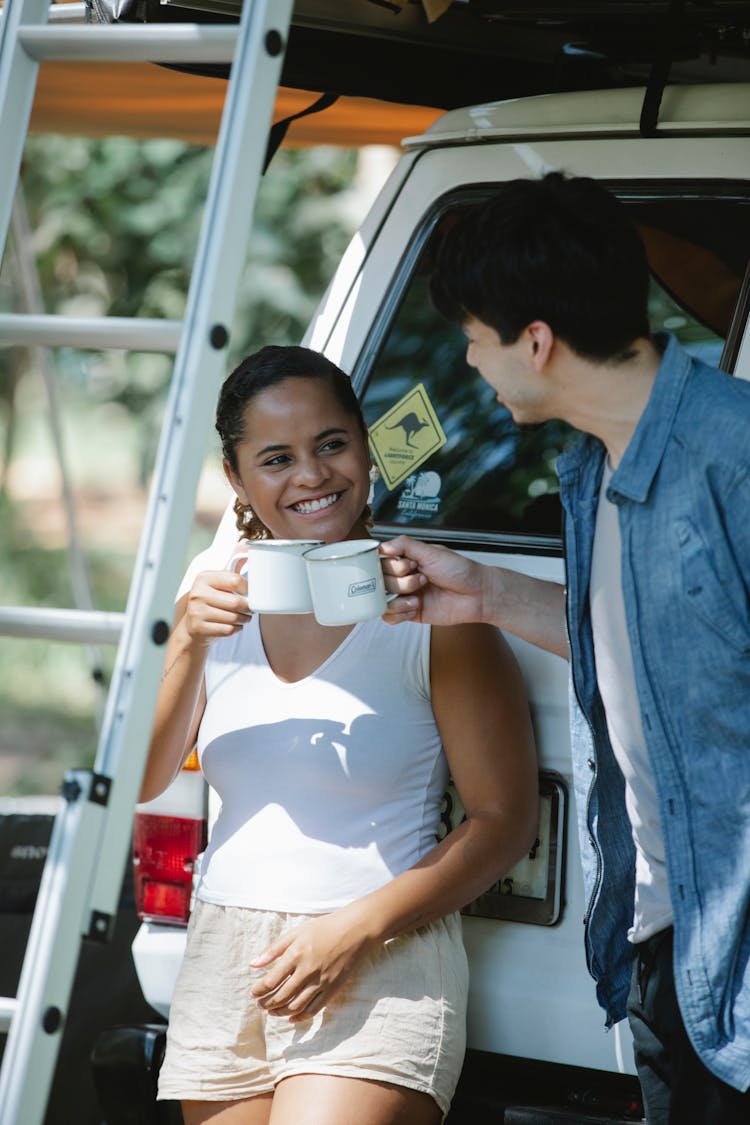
top-left (292, 493), bottom-right (340, 514)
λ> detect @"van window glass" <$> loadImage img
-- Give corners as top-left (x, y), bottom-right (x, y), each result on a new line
top-left (361, 192), bottom-right (749, 544)
top-left (630, 195), bottom-right (749, 367)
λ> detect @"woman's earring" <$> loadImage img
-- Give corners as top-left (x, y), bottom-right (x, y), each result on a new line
top-left (368, 463), bottom-right (380, 505)
top-left (233, 498), bottom-right (270, 540)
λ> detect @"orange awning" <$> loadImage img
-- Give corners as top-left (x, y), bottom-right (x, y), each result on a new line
top-left (28, 61), bottom-right (442, 147)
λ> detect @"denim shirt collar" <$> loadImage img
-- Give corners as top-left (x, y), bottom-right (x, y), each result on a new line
top-left (557, 333), bottom-right (692, 504)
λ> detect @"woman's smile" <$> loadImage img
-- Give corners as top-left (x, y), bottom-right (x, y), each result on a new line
top-left (289, 491), bottom-right (342, 516)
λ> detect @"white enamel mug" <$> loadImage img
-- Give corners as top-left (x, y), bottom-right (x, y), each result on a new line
top-left (230, 539), bottom-right (323, 614)
top-left (303, 539), bottom-right (393, 626)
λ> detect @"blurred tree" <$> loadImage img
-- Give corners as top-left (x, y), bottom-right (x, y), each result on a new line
top-left (8, 136), bottom-right (359, 483)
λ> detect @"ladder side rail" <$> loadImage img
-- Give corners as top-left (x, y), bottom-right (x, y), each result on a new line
top-left (0, 0), bottom-right (52, 263)
top-left (89, 0), bottom-right (292, 868)
top-left (88, 0), bottom-right (293, 917)
top-left (0, 773), bottom-right (108, 1124)
top-left (0, 3), bottom-right (292, 1121)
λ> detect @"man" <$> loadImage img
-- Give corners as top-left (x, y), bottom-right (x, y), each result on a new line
top-left (380, 172), bottom-right (750, 1124)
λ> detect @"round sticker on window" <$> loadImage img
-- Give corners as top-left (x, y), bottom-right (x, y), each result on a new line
top-left (397, 471), bottom-right (442, 520)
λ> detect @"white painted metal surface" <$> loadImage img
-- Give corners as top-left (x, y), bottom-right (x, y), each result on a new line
top-left (404, 83), bottom-right (750, 149)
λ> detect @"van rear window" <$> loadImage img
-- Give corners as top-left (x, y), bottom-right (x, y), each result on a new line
top-left (360, 188), bottom-right (750, 549)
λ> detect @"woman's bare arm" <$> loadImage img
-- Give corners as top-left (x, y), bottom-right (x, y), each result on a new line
top-left (354, 621), bottom-right (539, 934)
top-left (140, 567), bottom-right (250, 802)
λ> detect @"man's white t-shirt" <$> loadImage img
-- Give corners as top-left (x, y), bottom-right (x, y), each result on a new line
top-left (589, 461), bottom-right (673, 943)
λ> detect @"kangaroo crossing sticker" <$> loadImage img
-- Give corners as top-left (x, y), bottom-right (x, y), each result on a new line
top-left (368, 384), bottom-right (446, 490)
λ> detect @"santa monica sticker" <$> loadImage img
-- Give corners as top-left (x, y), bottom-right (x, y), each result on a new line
top-left (368, 383), bottom-right (447, 491)
top-left (397, 470), bottom-right (442, 521)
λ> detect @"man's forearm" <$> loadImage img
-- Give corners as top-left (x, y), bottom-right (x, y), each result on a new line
top-left (480, 567), bottom-right (568, 659)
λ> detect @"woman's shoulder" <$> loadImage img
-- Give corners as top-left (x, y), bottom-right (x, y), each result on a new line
top-left (355, 616), bottom-right (432, 697)
top-left (364, 614), bottom-right (431, 646)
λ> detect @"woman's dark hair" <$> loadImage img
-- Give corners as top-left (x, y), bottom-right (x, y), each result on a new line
top-left (430, 172), bottom-right (651, 362)
top-left (216, 345), bottom-right (370, 538)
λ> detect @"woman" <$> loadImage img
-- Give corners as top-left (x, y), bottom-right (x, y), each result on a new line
top-left (145, 345), bottom-right (538, 1125)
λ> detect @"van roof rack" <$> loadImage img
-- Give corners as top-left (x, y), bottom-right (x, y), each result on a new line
top-left (83, 0), bottom-right (750, 106)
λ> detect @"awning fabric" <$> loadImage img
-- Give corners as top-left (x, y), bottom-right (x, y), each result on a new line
top-left (28, 62), bottom-right (441, 147)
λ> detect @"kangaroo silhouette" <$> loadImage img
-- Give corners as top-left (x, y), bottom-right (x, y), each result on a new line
top-left (386, 411), bottom-right (429, 448)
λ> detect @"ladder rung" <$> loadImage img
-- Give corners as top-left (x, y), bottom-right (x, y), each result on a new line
top-left (0, 607), bottom-right (125, 645)
top-left (0, 3), bottom-right (86, 27)
top-left (0, 315), bottom-right (182, 353)
top-left (17, 23), bottom-right (238, 63)
top-left (48, 3), bottom-right (87, 23)
top-left (164, 0), bottom-right (241, 15)
top-left (0, 999), bottom-right (18, 1035)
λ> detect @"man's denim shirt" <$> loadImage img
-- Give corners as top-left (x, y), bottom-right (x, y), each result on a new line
top-left (556, 334), bottom-right (750, 1091)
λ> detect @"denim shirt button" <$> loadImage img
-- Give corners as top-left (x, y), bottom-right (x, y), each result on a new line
top-left (587, 758), bottom-right (596, 770)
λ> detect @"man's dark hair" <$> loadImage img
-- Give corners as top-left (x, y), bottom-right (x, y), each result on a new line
top-left (430, 172), bottom-right (651, 362)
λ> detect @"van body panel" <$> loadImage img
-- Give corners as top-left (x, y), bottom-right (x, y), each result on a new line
top-left (130, 84), bottom-right (750, 1097)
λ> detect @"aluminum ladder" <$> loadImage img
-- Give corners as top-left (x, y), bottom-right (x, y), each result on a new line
top-left (0, 0), bottom-right (293, 1120)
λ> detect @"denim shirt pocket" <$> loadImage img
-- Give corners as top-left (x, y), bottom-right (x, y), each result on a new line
top-left (676, 517), bottom-right (750, 653)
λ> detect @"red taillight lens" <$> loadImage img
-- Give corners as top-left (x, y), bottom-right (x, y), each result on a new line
top-left (133, 813), bottom-right (207, 925)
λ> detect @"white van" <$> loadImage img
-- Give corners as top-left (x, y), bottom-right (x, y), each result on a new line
top-left (90, 81), bottom-right (750, 1124)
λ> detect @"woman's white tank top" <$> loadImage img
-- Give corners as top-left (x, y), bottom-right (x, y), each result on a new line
top-left (195, 615), bottom-right (448, 913)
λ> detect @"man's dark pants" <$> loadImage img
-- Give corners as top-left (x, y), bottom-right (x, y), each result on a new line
top-left (627, 928), bottom-right (750, 1124)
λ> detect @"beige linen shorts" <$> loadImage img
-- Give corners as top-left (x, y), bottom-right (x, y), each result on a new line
top-left (157, 898), bottom-right (468, 1117)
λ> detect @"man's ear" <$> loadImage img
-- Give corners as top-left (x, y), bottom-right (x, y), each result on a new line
top-left (223, 458), bottom-right (249, 505)
top-left (526, 321), bottom-right (554, 370)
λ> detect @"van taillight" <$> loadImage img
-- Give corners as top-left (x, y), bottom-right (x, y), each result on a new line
top-left (133, 813), bottom-right (207, 925)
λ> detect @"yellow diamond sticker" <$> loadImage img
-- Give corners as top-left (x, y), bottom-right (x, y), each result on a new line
top-left (368, 383), bottom-right (447, 491)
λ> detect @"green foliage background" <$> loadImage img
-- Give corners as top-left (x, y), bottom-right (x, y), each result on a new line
top-left (0, 135), bottom-right (361, 794)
